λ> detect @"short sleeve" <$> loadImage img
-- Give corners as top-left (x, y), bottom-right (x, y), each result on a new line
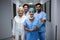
top-left (36, 20), bottom-right (40, 27)
top-left (42, 12), bottom-right (46, 20)
top-left (36, 20), bottom-right (43, 27)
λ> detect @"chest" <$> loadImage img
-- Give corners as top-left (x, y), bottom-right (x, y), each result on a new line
top-left (26, 20), bottom-right (37, 29)
top-left (37, 13), bottom-right (43, 19)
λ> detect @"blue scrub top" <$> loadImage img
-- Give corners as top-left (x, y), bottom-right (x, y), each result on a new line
top-left (24, 18), bottom-right (40, 40)
top-left (34, 11), bottom-right (46, 32)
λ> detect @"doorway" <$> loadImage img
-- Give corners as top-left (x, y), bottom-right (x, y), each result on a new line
top-left (13, 3), bottom-right (16, 18)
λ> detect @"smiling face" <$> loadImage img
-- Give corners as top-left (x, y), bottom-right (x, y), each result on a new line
top-left (29, 11), bottom-right (34, 18)
top-left (23, 5), bottom-right (28, 13)
top-left (35, 3), bottom-right (42, 13)
top-left (35, 5), bottom-right (41, 12)
top-left (18, 9), bottom-right (24, 17)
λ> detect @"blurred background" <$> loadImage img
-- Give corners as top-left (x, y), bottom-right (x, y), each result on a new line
top-left (0, 0), bottom-right (60, 40)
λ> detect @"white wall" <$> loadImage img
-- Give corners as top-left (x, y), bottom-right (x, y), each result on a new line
top-left (51, 0), bottom-right (60, 40)
top-left (12, 0), bottom-right (20, 15)
top-left (57, 0), bottom-right (60, 40)
top-left (43, 0), bottom-right (59, 40)
top-left (51, 0), bottom-right (58, 40)
top-left (0, 0), bottom-right (13, 39)
top-left (0, 0), bottom-right (20, 39)
top-left (0, 1), bottom-right (1, 38)
top-left (43, 0), bottom-right (60, 40)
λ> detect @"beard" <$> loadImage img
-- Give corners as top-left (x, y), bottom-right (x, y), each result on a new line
top-left (37, 9), bottom-right (41, 13)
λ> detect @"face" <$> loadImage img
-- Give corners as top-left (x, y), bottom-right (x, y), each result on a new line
top-left (29, 11), bottom-right (34, 18)
top-left (35, 5), bottom-right (41, 11)
top-left (23, 6), bottom-right (28, 12)
top-left (18, 9), bottom-right (23, 17)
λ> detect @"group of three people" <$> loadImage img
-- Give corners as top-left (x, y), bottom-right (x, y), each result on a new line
top-left (12, 3), bottom-right (46, 40)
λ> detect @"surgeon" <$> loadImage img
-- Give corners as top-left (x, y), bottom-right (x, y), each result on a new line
top-left (34, 3), bottom-right (46, 40)
top-left (12, 6), bottom-right (26, 40)
top-left (24, 8), bottom-right (40, 40)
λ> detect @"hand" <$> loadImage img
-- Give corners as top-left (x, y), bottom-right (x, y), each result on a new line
top-left (24, 27), bottom-right (33, 32)
top-left (41, 18), bottom-right (46, 23)
top-left (24, 27), bottom-right (35, 32)
top-left (34, 27), bottom-right (39, 30)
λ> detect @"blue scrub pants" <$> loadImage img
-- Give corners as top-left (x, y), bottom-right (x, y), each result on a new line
top-left (38, 32), bottom-right (45, 40)
top-left (26, 31), bottom-right (38, 40)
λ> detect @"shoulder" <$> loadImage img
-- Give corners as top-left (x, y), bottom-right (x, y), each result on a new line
top-left (13, 16), bottom-right (19, 22)
top-left (23, 15), bottom-right (26, 18)
top-left (34, 12), bottom-right (37, 15)
top-left (14, 16), bottom-right (18, 20)
top-left (24, 17), bottom-right (29, 21)
top-left (27, 12), bottom-right (29, 15)
top-left (34, 12), bottom-right (38, 17)
top-left (41, 11), bottom-right (46, 15)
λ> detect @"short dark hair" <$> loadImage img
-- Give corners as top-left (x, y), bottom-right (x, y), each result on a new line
top-left (23, 4), bottom-right (29, 8)
top-left (35, 3), bottom-right (42, 6)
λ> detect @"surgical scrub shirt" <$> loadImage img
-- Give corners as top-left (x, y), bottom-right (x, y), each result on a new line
top-left (34, 11), bottom-right (46, 32)
top-left (24, 18), bottom-right (39, 40)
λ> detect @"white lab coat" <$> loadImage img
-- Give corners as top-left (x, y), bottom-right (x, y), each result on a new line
top-left (12, 15), bottom-right (26, 40)
top-left (23, 12), bottom-right (30, 19)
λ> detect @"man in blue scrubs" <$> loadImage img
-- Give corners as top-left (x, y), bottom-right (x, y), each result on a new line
top-left (34, 3), bottom-right (46, 40)
top-left (24, 8), bottom-right (39, 40)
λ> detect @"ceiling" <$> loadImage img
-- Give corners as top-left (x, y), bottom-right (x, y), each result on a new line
top-left (19, 0), bottom-right (41, 4)
top-left (19, 0), bottom-right (49, 5)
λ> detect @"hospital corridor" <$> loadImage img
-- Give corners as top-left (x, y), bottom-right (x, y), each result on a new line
top-left (0, 0), bottom-right (60, 40)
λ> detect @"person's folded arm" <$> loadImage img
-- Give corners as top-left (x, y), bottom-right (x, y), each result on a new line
top-left (42, 12), bottom-right (46, 23)
top-left (24, 25), bottom-right (29, 31)
top-left (24, 26), bottom-right (34, 32)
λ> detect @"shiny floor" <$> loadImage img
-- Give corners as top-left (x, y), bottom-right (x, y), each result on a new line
top-left (0, 37), bottom-right (12, 40)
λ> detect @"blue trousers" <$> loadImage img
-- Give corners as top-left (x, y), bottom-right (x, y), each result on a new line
top-left (38, 32), bottom-right (45, 40)
top-left (26, 31), bottom-right (38, 40)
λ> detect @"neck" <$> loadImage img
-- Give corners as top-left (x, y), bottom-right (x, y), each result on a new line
top-left (25, 11), bottom-right (28, 14)
top-left (37, 10), bottom-right (41, 14)
top-left (19, 15), bottom-right (22, 17)
top-left (29, 17), bottom-right (34, 22)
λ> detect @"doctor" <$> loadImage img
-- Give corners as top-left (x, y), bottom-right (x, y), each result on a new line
top-left (23, 4), bottom-right (29, 17)
top-left (12, 6), bottom-right (26, 40)
top-left (34, 3), bottom-right (46, 40)
top-left (24, 8), bottom-right (39, 40)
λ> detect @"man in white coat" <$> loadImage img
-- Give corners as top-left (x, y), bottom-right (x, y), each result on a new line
top-left (12, 6), bottom-right (26, 40)
top-left (23, 4), bottom-right (29, 18)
